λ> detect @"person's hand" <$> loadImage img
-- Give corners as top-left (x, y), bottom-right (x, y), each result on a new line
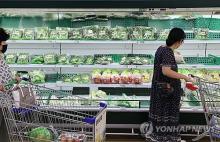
top-left (184, 75), bottom-right (196, 83)
top-left (0, 85), bottom-right (5, 92)
top-left (15, 76), bottom-right (21, 84)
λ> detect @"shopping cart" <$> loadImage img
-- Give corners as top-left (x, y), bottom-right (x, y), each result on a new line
top-left (191, 76), bottom-right (220, 142)
top-left (0, 80), bottom-right (107, 142)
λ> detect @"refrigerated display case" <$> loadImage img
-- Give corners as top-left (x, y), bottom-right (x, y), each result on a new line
top-left (1, 8), bottom-right (220, 136)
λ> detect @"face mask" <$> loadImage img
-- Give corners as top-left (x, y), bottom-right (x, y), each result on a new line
top-left (1, 44), bottom-right (7, 53)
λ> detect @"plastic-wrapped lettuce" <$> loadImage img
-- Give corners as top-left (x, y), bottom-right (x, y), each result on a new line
top-left (17, 53), bottom-right (29, 64)
top-left (23, 29), bottom-right (35, 40)
top-left (110, 26), bottom-right (128, 40)
top-left (95, 55), bottom-right (112, 65)
top-left (82, 26), bottom-right (99, 40)
top-left (56, 27), bottom-right (69, 40)
top-left (35, 27), bottom-right (49, 40)
top-left (84, 56), bottom-right (94, 65)
top-left (10, 29), bottom-right (23, 40)
top-left (58, 54), bottom-right (69, 64)
top-left (69, 56), bottom-right (85, 65)
top-left (194, 28), bottom-right (208, 40)
top-left (158, 29), bottom-right (170, 40)
top-left (5, 54), bottom-right (17, 64)
top-left (72, 74), bottom-right (81, 83)
top-left (49, 29), bottom-right (59, 40)
top-left (98, 26), bottom-right (111, 40)
top-left (68, 28), bottom-right (83, 40)
top-left (129, 26), bottom-right (143, 40)
top-left (81, 74), bottom-right (91, 84)
top-left (44, 54), bottom-right (57, 64)
top-left (142, 27), bottom-right (156, 40)
top-left (31, 55), bottom-right (44, 64)
top-left (29, 70), bottom-right (45, 83)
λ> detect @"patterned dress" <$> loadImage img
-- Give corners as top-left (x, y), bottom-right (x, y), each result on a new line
top-left (149, 46), bottom-right (183, 142)
top-left (0, 55), bottom-right (13, 86)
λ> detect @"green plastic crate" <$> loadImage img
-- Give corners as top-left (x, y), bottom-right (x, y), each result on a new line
top-left (148, 19), bottom-right (194, 30)
top-left (208, 31), bottom-right (220, 39)
top-left (208, 54), bottom-right (220, 65)
top-left (195, 18), bottom-right (220, 30)
top-left (112, 54), bottom-right (124, 63)
top-left (185, 31), bottom-right (194, 40)
top-left (184, 57), bottom-right (215, 65)
top-left (45, 73), bottom-right (59, 83)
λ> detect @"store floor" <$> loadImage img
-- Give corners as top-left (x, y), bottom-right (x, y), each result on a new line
top-left (106, 135), bottom-right (218, 142)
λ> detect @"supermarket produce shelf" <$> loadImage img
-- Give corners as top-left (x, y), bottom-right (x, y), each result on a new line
top-left (9, 64), bottom-right (220, 69)
top-left (56, 82), bottom-right (152, 88)
top-left (7, 40), bottom-right (220, 44)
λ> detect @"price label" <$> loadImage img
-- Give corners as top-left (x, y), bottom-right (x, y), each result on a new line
top-left (127, 65), bottom-right (136, 68)
top-left (74, 65), bottom-right (79, 67)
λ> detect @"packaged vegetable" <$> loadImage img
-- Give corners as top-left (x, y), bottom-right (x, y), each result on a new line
top-left (132, 69), bottom-right (142, 84)
top-left (69, 56), bottom-right (85, 65)
top-left (58, 54), bottom-right (69, 64)
top-left (110, 26), bottom-right (128, 40)
top-left (81, 74), bottom-right (91, 84)
top-left (23, 29), bottom-right (35, 40)
top-left (142, 27), bottom-right (156, 40)
top-left (5, 53), bottom-right (17, 64)
top-left (68, 28), bottom-right (83, 40)
top-left (84, 55), bottom-right (94, 65)
top-left (119, 70), bottom-right (132, 84)
top-left (10, 29), bottom-right (23, 40)
top-left (129, 26), bottom-right (143, 40)
top-left (31, 55), bottom-right (44, 64)
top-left (92, 69), bottom-right (102, 84)
top-left (95, 55), bottom-right (112, 65)
top-left (72, 75), bottom-right (81, 83)
top-left (98, 26), bottom-right (111, 40)
top-left (101, 69), bottom-right (112, 84)
top-left (56, 27), bottom-right (69, 40)
top-left (28, 127), bottom-right (52, 142)
top-left (158, 29), bottom-right (170, 40)
top-left (29, 70), bottom-right (45, 83)
top-left (194, 28), bottom-right (208, 40)
top-left (35, 27), bottom-right (49, 40)
top-left (82, 26), bottom-right (99, 40)
top-left (111, 70), bottom-right (120, 84)
top-left (44, 54), bottom-right (57, 64)
top-left (17, 53), bottom-right (29, 64)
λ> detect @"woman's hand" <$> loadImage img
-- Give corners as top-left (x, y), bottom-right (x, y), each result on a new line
top-left (184, 75), bottom-right (196, 83)
top-left (15, 76), bottom-right (21, 84)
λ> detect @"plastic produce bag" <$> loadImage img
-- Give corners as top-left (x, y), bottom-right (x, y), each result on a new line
top-left (82, 26), bottom-right (99, 40)
top-left (58, 54), bottom-right (69, 64)
top-left (95, 55), bottom-right (112, 65)
top-left (84, 55), bottom-right (94, 65)
top-left (72, 74), bottom-right (81, 83)
top-left (142, 27), bottom-right (156, 40)
top-left (129, 26), bottom-right (143, 40)
top-left (56, 27), bottom-right (69, 40)
top-left (81, 74), bottom-right (91, 84)
top-left (10, 29), bottom-right (23, 40)
top-left (158, 29), bottom-right (170, 40)
top-left (92, 69), bottom-right (102, 84)
top-left (23, 29), bottom-right (35, 40)
top-left (44, 54), bottom-right (57, 64)
top-left (5, 53), bottom-right (17, 64)
top-left (174, 50), bottom-right (185, 64)
top-left (31, 55), bottom-right (44, 64)
top-left (17, 53), bottom-right (29, 64)
top-left (35, 27), bottom-right (49, 40)
top-left (110, 26), bottom-right (128, 40)
top-left (69, 56), bottom-right (85, 65)
top-left (68, 28), bottom-right (83, 40)
top-left (194, 28), bottom-right (208, 40)
top-left (98, 26), bottom-right (111, 40)
top-left (29, 70), bottom-right (45, 83)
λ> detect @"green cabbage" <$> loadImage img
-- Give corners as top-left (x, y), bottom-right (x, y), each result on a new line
top-left (23, 29), bottom-right (35, 40)
top-left (28, 127), bottom-right (52, 142)
top-left (10, 29), bottom-right (23, 40)
top-left (68, 28), bottom-right (83, 40)
top-left (35, 27), bottom-right (49, 40)
top-left (58, 54), bottom-right (69, 64)
top-left (110, 26), bottom-right (128, 40)
top-left (29, 70), bottom-right (45, 83)
top-left (31, 55), bottom-right (44, 64)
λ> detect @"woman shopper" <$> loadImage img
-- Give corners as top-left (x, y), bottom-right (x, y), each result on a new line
top-left (0, 28), bottom-right (20, 142)
top-left (148, 28), bottom-right (194, 142)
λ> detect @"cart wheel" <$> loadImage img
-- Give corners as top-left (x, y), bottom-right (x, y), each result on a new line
top-left (140, 122), bottom-right (153, 138)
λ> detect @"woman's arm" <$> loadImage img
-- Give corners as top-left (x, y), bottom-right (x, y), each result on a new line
top-left (162, 66), bottom-right (194, 82)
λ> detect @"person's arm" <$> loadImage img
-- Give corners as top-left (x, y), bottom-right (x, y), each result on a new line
top-left (162, 66), bottom-right (194, 82)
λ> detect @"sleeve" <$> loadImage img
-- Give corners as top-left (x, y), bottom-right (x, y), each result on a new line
top-left (160, 48), bottom-right (175, 67)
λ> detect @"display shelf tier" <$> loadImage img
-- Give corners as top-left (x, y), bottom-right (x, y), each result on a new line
top-left (9, 64), bottom-right (220, 69)
top-left (7, 40), bottom-right (220, 44)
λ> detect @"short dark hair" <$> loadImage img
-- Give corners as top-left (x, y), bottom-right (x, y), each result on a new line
top-left (0, 28), bottom-right (10, 42)
top-left (166, 28), bottom-right (186, 47)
